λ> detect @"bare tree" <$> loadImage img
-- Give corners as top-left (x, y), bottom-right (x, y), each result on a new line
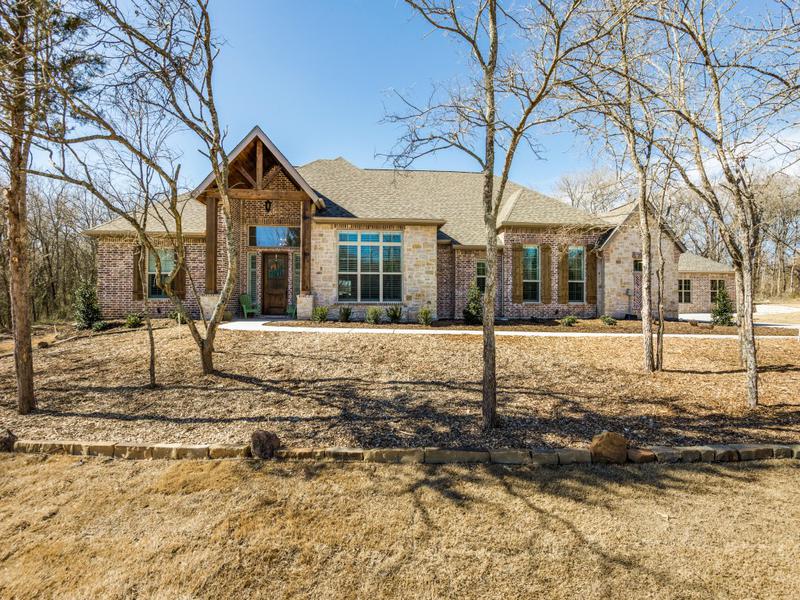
top-left (35, 0), bottom-right (234, 375)
top-left (386, 0), bottom-right (617, 429)
top-left (556, 169), bottom-right (629, 212)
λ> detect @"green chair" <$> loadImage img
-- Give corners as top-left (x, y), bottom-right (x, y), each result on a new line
top-left (239, 294), bottom-right (260, 318)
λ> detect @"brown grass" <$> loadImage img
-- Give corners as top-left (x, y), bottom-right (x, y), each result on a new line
top-left (1, 326), bottom-right (798, 449)
top-left (1, 453), bottom-right (799, 599)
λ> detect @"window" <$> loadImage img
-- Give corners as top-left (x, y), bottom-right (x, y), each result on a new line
top-left (633, 259), bottom-right (642, 272)
top-left (248, 253), bottom-right (258, 303)
top-left (523, 246), bottom-right (540, 303)
top-left (567, 246), bottom-right (585, 303)
top-left (337, 231), bottom-right (402, 302)
top-left (248, 226), bottom-right (300, 248)
top-left (678, 279), bottom-right (691, 304)
top-left (476, 261), bottom-right (487, 294)
top-left (710, 279), bottom-right (725, 303)
top-left (147, 249), bottom-right (174, 298)
top-left (292, 253), bottom-right (301, 301)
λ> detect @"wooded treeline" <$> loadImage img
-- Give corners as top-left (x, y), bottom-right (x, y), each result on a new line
top-left (0, 182), bottom-right (106, 327)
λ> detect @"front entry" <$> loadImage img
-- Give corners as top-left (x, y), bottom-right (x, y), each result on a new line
top-left (262, 253), bottom-right (288, 315)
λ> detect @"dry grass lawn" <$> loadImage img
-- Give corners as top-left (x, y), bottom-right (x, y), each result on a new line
top-left (1, 454), bottom-right (799, 599)
top-left (1, 326), bottom-right (798, 449)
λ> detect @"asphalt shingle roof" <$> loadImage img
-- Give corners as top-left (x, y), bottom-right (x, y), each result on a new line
top-left (678, 252), bottom-right (734, 273)
top-left (298, 158), bottom-right (607, 246)
top-left (85, 197), bottom-right (205, 237)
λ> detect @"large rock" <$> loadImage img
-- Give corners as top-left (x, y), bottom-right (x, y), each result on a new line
top-left (590, 431), bottom-right (628, 464)
top-left (0, 429), bottom-right (17, 452)
top-left (251, 430), bottom-right (281, 459)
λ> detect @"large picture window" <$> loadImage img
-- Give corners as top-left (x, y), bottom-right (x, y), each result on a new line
top-left (338, 231), bottom-right (402, 302)
top-left (567, 246), bottom-right (585, 303)
top-left (147, 249), bottom-right (174, 299)
top-left (523, 246), bottom-right (540, 303)
top-left (710, 279), bottom-right (725, 303)
top-left (248, 226), bottom-right (300, 248)
top-left (679, 279), bottom-right (692, 304)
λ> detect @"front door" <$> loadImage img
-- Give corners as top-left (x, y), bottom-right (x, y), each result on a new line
top-left (262, 253), bottom-right (288, 315)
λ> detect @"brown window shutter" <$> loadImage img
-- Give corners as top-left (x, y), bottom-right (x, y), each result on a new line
top-left (586, 250), bottom-right (597, 305)
top-left (540, 244), bottom-right (552, 304)
top-left (205, 196), bottom-right (217, 293)
top-left (175, 262), bottom-right (187, 299)
top-left (132, 245), bottom-right (144, 300)
top-left (512, 244), bottom-right (523, 304)
top-left (558, 248), bottom-right (569, 304)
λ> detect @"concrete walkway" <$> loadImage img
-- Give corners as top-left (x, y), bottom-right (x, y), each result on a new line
top-left (680, 303), bottom-right (800, 331)
top-left (220, 320), bottom-right (798, 339)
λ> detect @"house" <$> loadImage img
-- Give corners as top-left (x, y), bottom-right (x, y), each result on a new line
top-left (85, 126), bottom-right (735, 321)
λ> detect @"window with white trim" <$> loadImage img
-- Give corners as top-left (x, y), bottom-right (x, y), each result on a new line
top-left (476, 260), bottom-right (487, 294)
top-left (147, 249), bottom-right (174, 299)
top-left (710, 279), bottom-right (725, 303)
top-left (523, 246), bottom-right (540, 303)
top-left (567, 246), bottom-right (585, 303)
top-left (678, 279), bottom-right (691, 304)
top-left (337, 231), bottom-right (402, 302)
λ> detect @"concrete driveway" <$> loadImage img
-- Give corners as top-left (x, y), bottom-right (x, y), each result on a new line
top-left (680, 303), bottom-right (800, 330)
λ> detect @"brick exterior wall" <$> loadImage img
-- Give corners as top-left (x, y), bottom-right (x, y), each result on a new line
top-left (309, 222), bottom-right (438, 321)
top-left (499, 228), bottom-right (605, 319)
top-left (436, 243), bottom-right (455, 319)
top-left (600, 212), bottom-right (681, 319)
top-left (678, 272), bottom-right (736, 314)
top-left (95, 236), bottom-right (205, 318)
top-left (453, 248), bottom-right (503, 319)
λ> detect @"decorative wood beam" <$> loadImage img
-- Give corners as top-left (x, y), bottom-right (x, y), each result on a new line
top-left (206, 189), bottom-right (308, 201)
top-left (235, 165), bottom-right (256, 188)
top-left (256, 139), bottom-right (263, 190)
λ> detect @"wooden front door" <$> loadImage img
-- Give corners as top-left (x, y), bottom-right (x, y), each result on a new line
top-left (262, 253), bottom-right (288, 315)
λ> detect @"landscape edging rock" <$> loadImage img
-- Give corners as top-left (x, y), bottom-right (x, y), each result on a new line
top-left (5, 440), bottom-right (800, 465)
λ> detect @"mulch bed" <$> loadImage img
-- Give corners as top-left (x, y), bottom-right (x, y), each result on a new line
top-left (270, 318), bottom-right (796, 336)
top-left (1, 325), bottom-right (798, 448)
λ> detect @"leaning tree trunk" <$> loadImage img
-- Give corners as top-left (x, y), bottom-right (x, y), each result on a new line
top-left (636, 180), bottom-right (655, 373)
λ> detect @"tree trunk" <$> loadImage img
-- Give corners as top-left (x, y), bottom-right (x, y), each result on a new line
top-left (738, 257), bottom-right (759, 408)
top-left (138, 252), bottom-right (157, 388)
top-left (200, 339), bottom-right (214, 375)
top-left (482, 209), bottom-right (498, 430)
top-left (636, 183), bottom-right (655, 373)
top-left (4, 6), bottom-right (35, 414)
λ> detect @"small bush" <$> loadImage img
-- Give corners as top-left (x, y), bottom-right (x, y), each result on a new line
top-left (338, 306), bottom-right (352, 322)
top-left (168, 309), bottom-right (187, 324)
top-left (385, 305), bottom-right (402, 323)
top-left (365, 306), bottom-right (383, 324)
top-left (311, 306), bottom-right (329, 323)
top-left (73, 281), bottom-right (102, 330)
top-left (418, 306), bottom-right (433, 326)
top-left (91, 320), bottom-right (110, 332)
top-left (125, 313), bottom-right (143, 328)
top-left (600, 315), bottom-right (617, 326)
top-left (463, 283), bottom-right (483, 325)
top-left (711, 287), bottom-right (735, 326)
top-left (560, 315), bottom-right (578, 327)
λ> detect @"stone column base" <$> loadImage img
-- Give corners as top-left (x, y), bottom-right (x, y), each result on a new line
top-left (296, 294), bottom-right (314, 320)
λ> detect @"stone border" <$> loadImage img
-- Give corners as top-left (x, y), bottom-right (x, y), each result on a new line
top-left (6, 440), bottom-right (800, 465)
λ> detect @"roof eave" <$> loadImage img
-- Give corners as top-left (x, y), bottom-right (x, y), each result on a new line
top-left (312, 216), bottom-right (446, 226)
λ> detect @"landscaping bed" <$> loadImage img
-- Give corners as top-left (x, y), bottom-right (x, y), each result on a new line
top-left (1, 326), bottom-right (798, 449)
top-left (268, 317), bottom-right (797, 336)
top-left (1, 453), bottom-right (799, 599)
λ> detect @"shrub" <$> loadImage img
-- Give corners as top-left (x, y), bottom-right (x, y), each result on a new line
top-left (338, 306), bottom-right (352, 322)
top-left (73, 281), bottom-right (102, 330)
top-left (385, 305), bottom-right (402, 323)
top-left (600, 315), bottom-right (617, 326)
top-left (125, 312), bottom-right (143, 328)
top-left (560, 315), bottom-right (578, 327)
top-left (418, 306), bottom-right (433, 326)
top-left (168, 309), bottom-right (187, 324)
top-left (311, 306), bottom-right (329, 323)
top-left (365, 306), bottom-right (383, 324)
top-left (91, 320), bottom-right (110, 332)
top-left (711, 287), bottom-right (735, 326)
top-left (463, 283), bottom-right (483, 325)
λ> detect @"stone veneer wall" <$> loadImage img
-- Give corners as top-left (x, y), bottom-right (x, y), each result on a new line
top-left (601, 212), bottom-right (681, 319)
top-left (678, 272), bottom-right (736, 314)
top-left (95, 236), bottom-right (205, 318)
top-left (310, 222), bottom-right (438, 321)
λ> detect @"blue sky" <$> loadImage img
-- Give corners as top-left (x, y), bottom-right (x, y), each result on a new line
top-left (174, 0), bottom-right (596, 195)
